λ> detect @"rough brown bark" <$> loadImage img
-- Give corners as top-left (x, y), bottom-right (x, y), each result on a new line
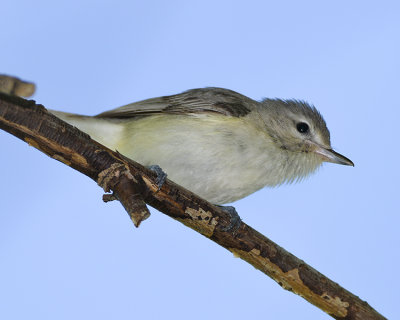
top-left (0, 75), bottom-right (35, 97)
top-left (0, 92), bottom-right (386, 320)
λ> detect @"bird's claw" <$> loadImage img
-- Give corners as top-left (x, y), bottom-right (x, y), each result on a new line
top-left (148, 165), bottom-right (167, 191)
top-left (218, 205), bottom-right (241, 232)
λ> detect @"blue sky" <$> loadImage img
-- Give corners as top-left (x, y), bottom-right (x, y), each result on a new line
top-left (1, 1), bottom-right (399, 319)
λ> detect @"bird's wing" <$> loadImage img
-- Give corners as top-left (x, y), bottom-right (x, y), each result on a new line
top-left (95, 87), bottom-right (252, 119)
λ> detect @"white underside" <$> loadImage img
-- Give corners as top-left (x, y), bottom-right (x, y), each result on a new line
top-left (53, 111), bottom-right (321, 204)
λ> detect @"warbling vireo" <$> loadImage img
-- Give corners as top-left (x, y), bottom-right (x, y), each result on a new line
top-left (52, 87), bottom-right (353, 204)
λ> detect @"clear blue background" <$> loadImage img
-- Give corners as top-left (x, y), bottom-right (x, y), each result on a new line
top-left (1, 1), bottom-right (398, 319)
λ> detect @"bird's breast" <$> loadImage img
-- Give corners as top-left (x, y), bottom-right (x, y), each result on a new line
top-left (116, 114), bottom-right (321, 203)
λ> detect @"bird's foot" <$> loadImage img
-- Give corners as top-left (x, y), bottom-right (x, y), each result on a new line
top-left (217, 205), bottom-right (241, 232)
top-left (147, 165), bottom-right (167, 191)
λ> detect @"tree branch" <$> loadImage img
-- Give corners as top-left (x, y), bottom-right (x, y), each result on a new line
top-left (0, 92), bottom-right (386, 320)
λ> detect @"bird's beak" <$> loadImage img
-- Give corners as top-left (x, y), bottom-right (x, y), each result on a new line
top-left (313, 145), bottom-right (354, 166)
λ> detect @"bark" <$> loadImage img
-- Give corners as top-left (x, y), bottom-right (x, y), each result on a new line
top-left (0, 92), bottom-right (386, 320)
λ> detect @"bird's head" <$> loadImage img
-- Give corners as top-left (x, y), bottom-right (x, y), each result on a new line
top-left (259, 99), bottom-right (354, 167)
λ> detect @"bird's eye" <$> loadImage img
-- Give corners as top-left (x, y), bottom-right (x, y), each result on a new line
top-left (296, 122), bottom-right (309, 134)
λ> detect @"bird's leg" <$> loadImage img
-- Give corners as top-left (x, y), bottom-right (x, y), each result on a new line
top-left (147, 165), bottom-right (167, 191)
top-left (217, 205), bottom-right (241, 232)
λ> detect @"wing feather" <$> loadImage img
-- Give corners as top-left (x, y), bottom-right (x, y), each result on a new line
top-left (95, 87), bottom-right (253, 119)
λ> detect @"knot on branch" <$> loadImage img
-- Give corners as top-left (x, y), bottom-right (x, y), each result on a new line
top-left (98, 163), bottom-right (150, 227)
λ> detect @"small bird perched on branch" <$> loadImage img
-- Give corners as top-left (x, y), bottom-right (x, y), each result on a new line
top-left (52, 87), bottom-right (353, 204)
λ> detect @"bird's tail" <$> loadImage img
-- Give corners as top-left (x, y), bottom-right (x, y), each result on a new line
top-left (50, 110), bottom-right (124, 149)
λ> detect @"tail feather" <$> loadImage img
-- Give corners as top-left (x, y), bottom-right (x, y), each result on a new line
top-left (49, 110), bottom-right (124, 149)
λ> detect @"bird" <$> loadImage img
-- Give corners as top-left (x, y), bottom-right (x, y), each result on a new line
top-left (51, 87), bottom-right (353, 205)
